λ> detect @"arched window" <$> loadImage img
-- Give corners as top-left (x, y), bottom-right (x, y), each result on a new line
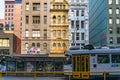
top-left (37, 43), bottom-right (40, 47)
top-left (58, 43), bottom-right (61, 47)
top-left (63, 5), bottom-right (65, 9)
top-left (25, 43), bottom-right (29, 49)
top-left (58, 30), bottom-right (61, 37)
top-left (62, 43), bottom-right (66, 47)
top-left (43, 43), bottom-right (47, 49)
top-left (53, 5), bottom-right (55, 9)
top-left (58, 16), bottom-right (61, 24)
top-left (62, 30), bottom-right (66, 37)
top-left (53, 16), bottom-right (56, 23)
top-left (62, 16), bottom-right (66, 24)
top-left (32, 43), bottom-right (35, 47)
top-left (53, 43), bottom-right (56, 47)
top-left (53, 30), bottom-right (56, 37)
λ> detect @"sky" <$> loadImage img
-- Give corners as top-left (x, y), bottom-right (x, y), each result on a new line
top-left (0, 0), bottom-right (4, 19)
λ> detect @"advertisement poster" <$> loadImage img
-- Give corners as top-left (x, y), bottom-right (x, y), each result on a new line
top-left (26, 62), bottom-right (34, 72)
top-left (17, 62), bottom-right (24, 71)
top-left (7, 62), bottom-right (16, 72)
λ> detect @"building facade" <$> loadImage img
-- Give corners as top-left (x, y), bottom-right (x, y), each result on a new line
top-left (21, 0), bottom-right (50, 54)
top-left (0, 30), bottom-right (17, 55)
top-left (89, 0), bottom-right (120, 48)
top-left (4, 0), bottom-right (22, 54)
top-left (50, 0), bottom-right (69, 56)
top-left (68, 0), bottom-right (89, 49)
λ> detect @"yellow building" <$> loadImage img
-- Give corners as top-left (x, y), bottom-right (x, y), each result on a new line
top-left (50, 0), bottom-right (69, 57)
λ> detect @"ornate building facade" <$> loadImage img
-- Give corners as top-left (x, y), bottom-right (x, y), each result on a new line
top-left (21, 0), bottom-right (50, 54)
top-left (50, 0), bottom-right (69, 56)
top-left (68, 0), bottom-right (89, 49)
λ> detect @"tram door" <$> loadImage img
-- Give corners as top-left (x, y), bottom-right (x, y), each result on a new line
top-left (72, 54), bottom-right (89, 79)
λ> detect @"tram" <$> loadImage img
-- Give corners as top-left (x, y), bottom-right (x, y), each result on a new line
top-left (65, 48), bottom-right (120, 79)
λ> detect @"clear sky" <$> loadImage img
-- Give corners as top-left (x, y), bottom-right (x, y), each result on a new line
top-left (0, 0), bottom-right (4, 19)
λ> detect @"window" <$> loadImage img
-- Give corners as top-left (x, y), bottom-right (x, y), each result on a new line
top-left (25, 43), bottom-right (28, 49)
top-left (53, 16), bottom-right (56, 24)
top-left (109, 8), bottom-right (112, 14)
top-left (26, 3), bottom-right (29, 10)
top-left (58, 16), bottom-right (61, 24)
top-left (117, 27), bottom-right (120, 34)
top-left (44, 16), bottom-right (47, 24)
top-left (25, 29), bottom-right (29, 37)
top-left (108, 0), bottom-right (112, 4)
top-left (109, 37), bottom-right (113, 44)
top-left (116, 18), bottom-right (120, 24)
top-left (71, 10), bottom-right (74, 16)
top-left (116, 0), bottom-right (119, 4)
top-left (76, 20), bottom-right (79, 30)
top-left (37, 43), bottom-right (40, 47)
top-left (117, 37), bottom-right (120, 44)
top-left (112, 55), bottom-right (120, 63)
top-left (44, 3), bottom-right (47, 11)
top-left (76, 10), bottom-right (79, 16)
top-left (53, 30), bottom-right (56, 37)
top-left (81, 21), bottom-right (84, 28)
top-left (32, 43), bottom-right (35, 47)
top-left (97, 55), bottom-right (110, 63)
top-left (76, 33), bottom-right (79, 40)
top-left (109, 18), bottom-right (112, 24)
top-left (26, 16), bottom-right (29, 24)
top-left (109, 27), bottom-right (113, 34)
top-left (81, 10), bottom-right (84, 16)
top-left (44, 29), bottom-right (47, 39)
top-left (33, 3), bottom-right (40, 11)
top-left (71, 33), bottom-right (75, 41)
top-left (76, 43), bottom-right (80, 46)
top-left (32, 30), bottom-right (40, 37)
top-left (62, 16), bottom-right (66, 24)
top-left (58, 43), bottom-right (61, 47)
top-left (43, 43), bottom-right (47, 49)
top-left (116, 8), bottom-right (119, 14)
top-left (0, 38), bottom-right (9, 47)
top-left (55, 0), bottom-right (63, 2)
top-left (58, 30), bottom-right (61, 37)
top-left (62, 43), bottom-right (66, 47)
top-left (81, 33), bottom-right (84, 40)
top-left (71, 21), bottom-right (74, 28)
top-left (53, 43), bottom-right (56, 47)
top-left (62, 5), bottom-right (65, 9)
top-left (62, 30), bottom-right (66, 37)
top-left (33, 16), bottom-right (40, 24)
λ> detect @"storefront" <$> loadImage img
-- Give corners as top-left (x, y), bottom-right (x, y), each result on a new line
top-left (4, 54), bottom-right (66, 72)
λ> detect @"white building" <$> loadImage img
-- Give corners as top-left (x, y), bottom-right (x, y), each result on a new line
top-left (68, 0), bottom-right (89, 49)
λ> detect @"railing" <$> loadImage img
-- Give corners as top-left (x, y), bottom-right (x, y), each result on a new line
top-left (0, 71), bottom-right (120, 80)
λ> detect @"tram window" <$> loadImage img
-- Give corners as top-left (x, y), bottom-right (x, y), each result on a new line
top-left (112, 55), bottom-right (120, 63)
top-left (97, 55), bottom-right (110, 63)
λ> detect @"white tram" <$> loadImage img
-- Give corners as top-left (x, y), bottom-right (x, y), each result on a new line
top-left (65, 48), bottom-right (120, 79)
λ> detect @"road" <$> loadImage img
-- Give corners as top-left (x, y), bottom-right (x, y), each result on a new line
top-left (2, 76), bottom-right (66, 80)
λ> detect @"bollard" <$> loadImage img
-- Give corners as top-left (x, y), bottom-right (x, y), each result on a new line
top-left (34, 73), bottom-right (36, 80)
top-left (68, 74), bottom-right (71, 80)
top-left (0, 73), bottom-right (2, 80)
top-left (104, 71), bottom-right (106, 80)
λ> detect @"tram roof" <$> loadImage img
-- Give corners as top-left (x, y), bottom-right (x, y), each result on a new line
top-left (65, 48), bottom-right (120, 55)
